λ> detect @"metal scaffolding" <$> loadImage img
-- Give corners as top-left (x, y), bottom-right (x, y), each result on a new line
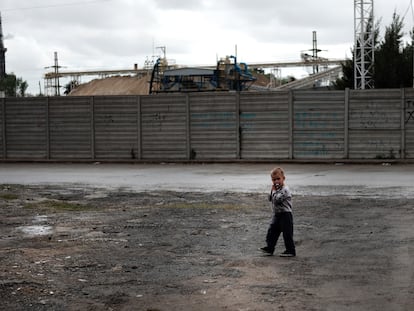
top-left (44, 52), bottom-right (63, 96)
top-left (354, 0), bottom-right (375, 89)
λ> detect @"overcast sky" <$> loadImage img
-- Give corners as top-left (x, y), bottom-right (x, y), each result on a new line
top-left (2, 0), bottom-right (414, 95)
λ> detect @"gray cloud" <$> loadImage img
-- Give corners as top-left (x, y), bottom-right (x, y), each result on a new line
top-left (2, 0), bottom-right (413, 94)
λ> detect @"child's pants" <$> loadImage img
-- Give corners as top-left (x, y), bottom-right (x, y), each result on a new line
top-left (266, 212), bottom-right (296, 255)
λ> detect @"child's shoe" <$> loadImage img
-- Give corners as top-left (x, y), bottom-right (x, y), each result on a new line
top-left (259, 246), bottom-right (274, 256)
top-left (279, 250), bottom-right (295, 257)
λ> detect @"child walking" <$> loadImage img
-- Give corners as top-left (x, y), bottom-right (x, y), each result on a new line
top-left (260, 167), bottom-right (296, 257)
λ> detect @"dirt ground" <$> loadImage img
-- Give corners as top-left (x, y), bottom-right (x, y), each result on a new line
top-left (1, 184), bottom-right (413, 311)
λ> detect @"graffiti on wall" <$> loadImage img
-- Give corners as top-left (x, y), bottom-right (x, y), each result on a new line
top-left (352, 110), bottom-right (395, 129)
top-left (406, 100), bottom-right (414, 124)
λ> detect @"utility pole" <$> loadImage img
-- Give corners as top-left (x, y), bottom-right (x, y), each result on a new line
top-left (311, 31), bottom-right (321, 74)
top-left (354, 0), bottom-right (375, 89)
top-left (53, 52), bottom-right (61, 96)
top-left (0, 12), bottom-right (7, 79)
top-left (45, 51), bottom-right (62, 96)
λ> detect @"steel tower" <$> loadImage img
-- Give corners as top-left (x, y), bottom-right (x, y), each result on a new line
top-left (0, 12), bottom-right (7, 79)
top-left (354, 0), bottom-right (375, 89)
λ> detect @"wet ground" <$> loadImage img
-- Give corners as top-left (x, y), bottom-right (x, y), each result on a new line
top-left (0, 163), bottom-right (413, 310)
top-left (1, 162), bottom-right (414, 197)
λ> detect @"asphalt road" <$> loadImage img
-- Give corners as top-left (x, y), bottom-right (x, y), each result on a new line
top-left (1, 162), bottom-right (413, 198)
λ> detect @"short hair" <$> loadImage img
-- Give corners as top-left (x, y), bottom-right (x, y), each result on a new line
top-left (271, 167), bottom-right (285, 177)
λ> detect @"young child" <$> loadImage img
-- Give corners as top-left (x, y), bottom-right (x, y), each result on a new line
top-left (260, 167), bottom-right (296, 257)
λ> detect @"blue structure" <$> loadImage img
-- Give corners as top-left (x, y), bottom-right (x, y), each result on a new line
top-left (149, 56), bottom-right (256, 94)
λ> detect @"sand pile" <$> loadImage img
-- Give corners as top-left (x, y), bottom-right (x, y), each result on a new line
top-left (69, 72), bottom-right (270, 96)
top-left (69, 75), bottom-right (150, 96)
top-left (252, 72), bottom-right (271, 87)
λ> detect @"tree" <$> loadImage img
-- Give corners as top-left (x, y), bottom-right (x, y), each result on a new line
top-left (0, 74), bottom-right (17, 96)
top-left (333, 13), bottom-right (413, 89)
top-left (374, 12), bottom-right (405, 88)
top-left (16, 77), bottom-right (28, 97)
top-left (332, 58), bottom-right (354, 90)
top-left (0, 73), bottom-right (29, 96)
top-left (401, 27), bottom-right (414, 88)
top-left (333, 16), bottom-right (380, 89)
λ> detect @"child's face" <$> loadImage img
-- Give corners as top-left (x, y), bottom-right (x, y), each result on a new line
top-left (271, 172), bottom-right (285, 187)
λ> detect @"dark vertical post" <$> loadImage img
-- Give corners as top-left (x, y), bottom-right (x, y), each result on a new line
top-left (344, 88), bottom-right (350, 159)
top-left (137, 95), bottom-right (142, 160)
top-left (401, 88), bottom-right (406, 159)
top-left (236, 92), bottom-right (241, 159)
top-left (46, 97), bottom-right (50, 160)
top-left (288, 90), bottom-right (294, 159)
top-left (1, 98), bottom-right (6, 159)
top-left (186, 94), bottom-right (191, 160)
top-left (0, 13), bottom-right (7, 79)
top-left (90, 96), bottom-right (95, 160)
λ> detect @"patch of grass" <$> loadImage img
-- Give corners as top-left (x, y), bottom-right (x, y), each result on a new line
top-left (167, 202), bottom-right (243, 210)
top-left (0, 193), bottom-right (19, 200)
top-left (24, 200), bottom-right (94, 211)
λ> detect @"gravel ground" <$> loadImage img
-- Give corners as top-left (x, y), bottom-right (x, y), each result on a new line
top-left (1, 184), bottom-right (413, 311)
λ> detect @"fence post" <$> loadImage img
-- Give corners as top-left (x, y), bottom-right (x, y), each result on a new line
top-left (288, 90), bottom-right (293, 159)
top-left (137, 95), bottom-right (142, 160)
top-left (236, 92), bottom-right (241, 159)
top-left (46, 97), bottom-right (50, 160)
top-left (344, 88), bottom-right (350, 159)
top-left (90, 96), bottom-right (95, 160)
top-left (186, 94), bottom-right (191, 160)
top-left (401, 88), bottom-right (406, 159)
top-left (1, 98), bottom-right (5, 159)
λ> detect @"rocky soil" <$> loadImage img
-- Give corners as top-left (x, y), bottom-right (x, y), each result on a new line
top-left (1, 184), bottom-right (413, 311)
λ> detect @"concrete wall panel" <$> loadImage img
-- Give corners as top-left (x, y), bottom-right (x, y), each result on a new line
top-left (240, 92), bottom-right (290, 159)
top-left (141, 95), bottom-right (188, 160)
top-left (349, 89), bottom-right (402, 159)
top-left (190, 93), bottom-right (237, 159)
top-left (1, 89), bottom-right (413, 161)
top-left (49, 97), bottom-right (92, 159)
top-left (293, 90), bottom-right (345, 159)
top-left (5, 98), bottom-right (47, 159)
top-left (94, 96), bottom-right (138, 159)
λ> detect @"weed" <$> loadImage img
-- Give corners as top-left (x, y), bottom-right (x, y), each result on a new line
top-left (0, 193), bottom-right (19, 200)
top-left (24, 200), bottom-right (94, 211)
top-left (168, 202), bottom-right (243, 210)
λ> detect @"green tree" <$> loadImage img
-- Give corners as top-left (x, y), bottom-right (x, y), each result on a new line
top-left (333, 15), bottom-right (380, 90)
top-left (332, 14), bottom-right (414, 89)
top-left (16, 77), bottom-right (28, 97)
top-left (0, 73), bottom-right (29, 96)
top-left (401, 27), bottom-right (414, 88)
top-left (333, 58), bottom-right (354, 89)
top-left (0, 74), bottom-right (17, 96)
top-left (374, 12), bottom-right (406, 88)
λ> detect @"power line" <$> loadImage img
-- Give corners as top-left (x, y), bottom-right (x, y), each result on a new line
top-left (403, 0), bottom-right (414, 20)
top-left (411, 0), bottom-right (414, 24)
top-left (2, 0), bottom-right (113, 12)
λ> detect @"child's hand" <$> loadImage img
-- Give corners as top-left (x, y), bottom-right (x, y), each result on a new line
top-left (272, 183), bottom-right (280, 191)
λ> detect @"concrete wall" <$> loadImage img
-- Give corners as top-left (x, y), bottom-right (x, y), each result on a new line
top-left (0, 89), bottom-right (413, 161)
